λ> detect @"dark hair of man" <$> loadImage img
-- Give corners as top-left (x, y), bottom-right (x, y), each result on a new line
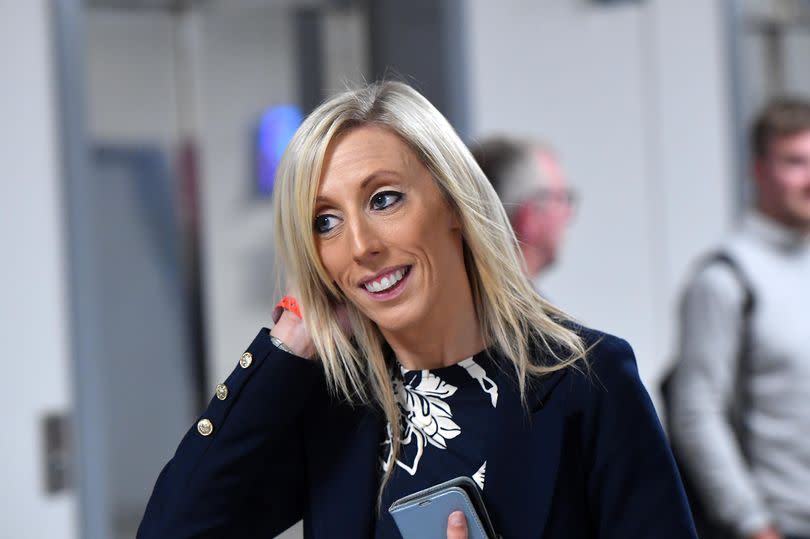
top-left (751, 97), bottom-right (810, 159)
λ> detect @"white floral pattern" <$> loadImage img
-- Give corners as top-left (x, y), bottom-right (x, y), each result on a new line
top-left (460, 357), bottom-right (498, 407)
top-left (382, 368), bottom-right (461, 475)
top-left (473, 461), bottom-right (487, 490)
top-left (382, 357), bottom-right (499, 485)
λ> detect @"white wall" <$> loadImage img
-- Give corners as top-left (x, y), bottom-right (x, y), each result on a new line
top-left (85, 11), bottom-right (179, 145)
top-left (322, 8), bottom-right (370, 94)
top-left (191, 6), bottom-right (296, 387)
top-left (0, 1), bottom-right (78, 537)
top-left (84, 13), bottom-right (194, 538)
top-left (783, 31), bottom-right (810, 95)
top-left (739, 3), bottom-right (810, 125)
top-left (83, 3), bottom-right (295, 409)
top-left (466, 0), bottom-right (734, 400)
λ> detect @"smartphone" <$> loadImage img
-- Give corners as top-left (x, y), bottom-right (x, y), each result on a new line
top-left (388, 476), bottom-right (498, 539)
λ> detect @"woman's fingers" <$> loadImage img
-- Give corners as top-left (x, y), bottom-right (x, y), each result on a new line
top-left (446, 511), bottom-right (468, 539)
top-left (273, 280), bottom-right (304, 324)
top-left (270, 310), bottom-right (316, 358)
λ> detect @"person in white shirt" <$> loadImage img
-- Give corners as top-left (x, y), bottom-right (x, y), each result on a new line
top-left (669, 97), bottom-right (810, 539)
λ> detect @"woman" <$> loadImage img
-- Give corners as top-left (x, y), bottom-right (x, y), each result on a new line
top-left (138, 81), bottom-right (696, 538)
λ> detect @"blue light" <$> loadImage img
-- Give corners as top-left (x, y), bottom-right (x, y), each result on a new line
top-left (256, 105), bottom-right (303, 197)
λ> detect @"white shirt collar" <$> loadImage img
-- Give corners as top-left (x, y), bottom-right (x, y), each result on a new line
top-left (743, 210), bottom-right (810, 251)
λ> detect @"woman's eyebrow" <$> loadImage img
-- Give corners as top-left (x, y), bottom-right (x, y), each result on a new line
top-left (315, 170), bottom-right (403, 204)
top-left (362, 169), bottom-right (403, 186)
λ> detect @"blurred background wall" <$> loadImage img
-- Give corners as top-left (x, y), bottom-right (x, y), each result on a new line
top-left (1, 2), bottom-right (79, 538)
top-left (3, 0), bottom-right (810, 538)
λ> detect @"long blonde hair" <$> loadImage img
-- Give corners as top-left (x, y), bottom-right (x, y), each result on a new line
top-left (273, 80), bottom-right (587, 497)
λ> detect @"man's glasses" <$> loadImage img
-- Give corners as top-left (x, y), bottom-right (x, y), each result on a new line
top-left (529, 188), bottom-right (579, 209)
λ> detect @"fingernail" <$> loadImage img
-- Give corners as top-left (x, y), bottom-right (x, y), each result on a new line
top-left (449, 511), bottom-right (465, 527)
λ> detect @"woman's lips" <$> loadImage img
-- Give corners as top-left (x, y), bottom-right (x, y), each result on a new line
top-left (359, 265), bottom-right (412, 301)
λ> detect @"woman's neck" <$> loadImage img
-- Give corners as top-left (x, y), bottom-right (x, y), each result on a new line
top-left (380, 282), bottom-right (485, 371)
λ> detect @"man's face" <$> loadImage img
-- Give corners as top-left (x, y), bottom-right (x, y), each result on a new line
top-left (513, 150), bottom-right (574, 275)
top-left (755, 129), bottom-right (810, 231)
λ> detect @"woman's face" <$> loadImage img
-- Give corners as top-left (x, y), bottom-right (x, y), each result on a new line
top-left (313, 124), bottom-right (467, 335)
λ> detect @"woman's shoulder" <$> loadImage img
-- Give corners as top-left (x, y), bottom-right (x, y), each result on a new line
top-left (530, 323), bottom-right (644, 409)
top-left (577, 324), bottom-right (637, 373)
top-left (536, 321), bottom-right (638, 373)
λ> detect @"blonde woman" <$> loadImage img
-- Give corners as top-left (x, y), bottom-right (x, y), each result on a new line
top-left (138, 81), bottom-right (696, 539)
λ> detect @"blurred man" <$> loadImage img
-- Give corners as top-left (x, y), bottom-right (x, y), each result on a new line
top-left (471, 137), bottom-right (576, 281)
top-left (669, 98), bottom-right (810, 539)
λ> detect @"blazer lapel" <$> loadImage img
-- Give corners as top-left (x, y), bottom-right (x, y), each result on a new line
top-left (484, 368), bottom-right (569, 538)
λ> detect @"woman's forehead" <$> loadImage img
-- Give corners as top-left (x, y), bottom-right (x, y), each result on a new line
top-left (317, 125), bottom-right (418, 194)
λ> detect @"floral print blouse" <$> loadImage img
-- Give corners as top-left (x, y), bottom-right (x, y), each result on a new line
top-left (375, 350), bottom-right (500, 537)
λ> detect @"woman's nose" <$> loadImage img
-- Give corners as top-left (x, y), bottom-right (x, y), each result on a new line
top-left (347, 217), bottom-right (384, 263)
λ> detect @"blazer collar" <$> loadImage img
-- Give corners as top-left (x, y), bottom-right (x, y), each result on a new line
top-left (483, 366), bottom-right (570, 538)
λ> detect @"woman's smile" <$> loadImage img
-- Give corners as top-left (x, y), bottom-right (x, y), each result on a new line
top-left (359, 265), bottom-right (412, 300)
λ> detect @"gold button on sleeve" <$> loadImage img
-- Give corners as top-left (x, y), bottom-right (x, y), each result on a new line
top-left (215, 383), bottom-right (228, 400)
top-left (197, 418), bottom-right (214, 436)
top-left (239, 352), bottom-right (253, 369)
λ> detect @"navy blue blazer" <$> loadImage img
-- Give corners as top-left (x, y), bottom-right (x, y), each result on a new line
top-left (138, 327), bottom-right (697, 538)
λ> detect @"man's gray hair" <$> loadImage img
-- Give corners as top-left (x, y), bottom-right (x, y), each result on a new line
top-left (470, 136), bottom-right (555, 217)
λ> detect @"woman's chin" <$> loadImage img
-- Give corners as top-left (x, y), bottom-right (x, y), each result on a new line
top-left (366, 308), bottom-right (424, 338)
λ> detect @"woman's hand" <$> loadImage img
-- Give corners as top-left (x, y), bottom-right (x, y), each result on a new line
top-left (447, 511), bottom-right (468, 539)
top-left (270, 283), bottom-right (352, 359)
top-left (270, 309), bottom-right (316, 358)
top-left (270, 284), bottom-right (314, 357)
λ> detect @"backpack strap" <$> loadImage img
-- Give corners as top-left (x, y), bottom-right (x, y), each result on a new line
top-left (702, 251), bottom-right (756, 324)
top-left (662, 250), bottom-right (757, 411)
top-left (699, 250), bottom-right (757, 405)
top-left (661, 251), bottom-right (758, 538)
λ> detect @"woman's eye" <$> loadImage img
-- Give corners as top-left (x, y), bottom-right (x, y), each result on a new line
top-left (370, 191), bottom-right (402, 211)
top-left (313, 214), bottom-right (339, 234)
